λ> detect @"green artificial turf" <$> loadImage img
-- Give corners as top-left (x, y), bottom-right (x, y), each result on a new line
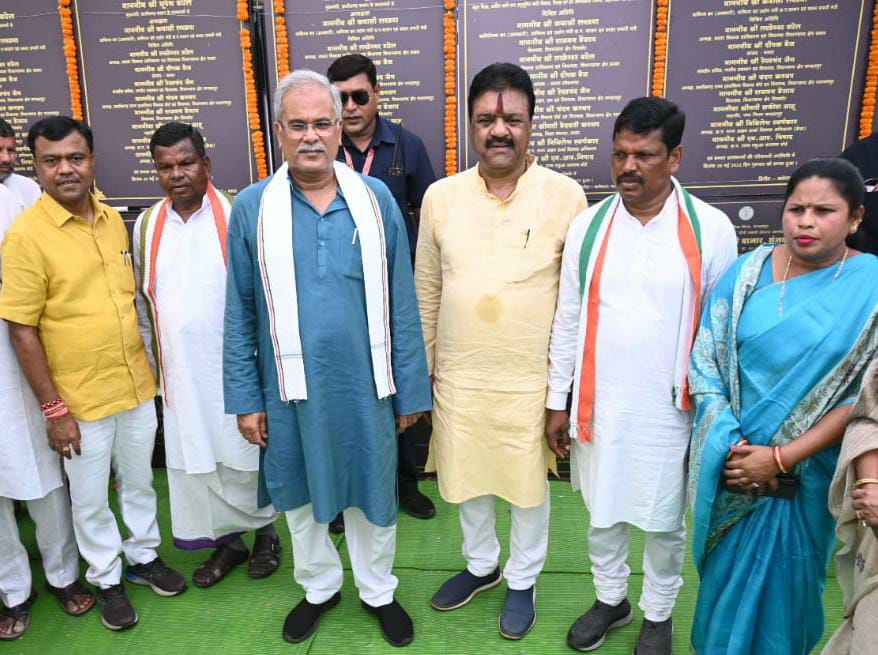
top-left (6, 472), bottom-right (843, 654)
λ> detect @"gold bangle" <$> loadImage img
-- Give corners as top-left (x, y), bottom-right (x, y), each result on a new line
top-left (773, 446), bottom-right (788, 474)
top-left (853, 478), bottom-right (878, 489)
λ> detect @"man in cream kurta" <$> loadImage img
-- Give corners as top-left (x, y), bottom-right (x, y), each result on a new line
top-left (133, 123), bottom-right (277, 589)
top-left (416, 63), bottom-right (587, 640)
top-left (546, 97), bottom-right (737, 655)
top-left (0, 182), bottom-right (91, 638)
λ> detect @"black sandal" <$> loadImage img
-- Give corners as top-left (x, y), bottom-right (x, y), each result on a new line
top-left (0, 591), bottom-right (36, 641)
top-left (46, 579), bottom-right (95, 616)
top-left (248, 534), bottom-right (281, 579)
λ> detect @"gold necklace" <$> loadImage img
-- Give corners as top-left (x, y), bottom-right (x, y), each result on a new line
top-left (778, 247), bottom-right (848, 317)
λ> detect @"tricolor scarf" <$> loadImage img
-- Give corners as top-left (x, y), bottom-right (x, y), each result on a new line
top-left (574, 179), bottom-right (703, 442)
top-left (138, 184), bottom-right (231, 402)
top-left (256, 160), bottom-right (395, 402)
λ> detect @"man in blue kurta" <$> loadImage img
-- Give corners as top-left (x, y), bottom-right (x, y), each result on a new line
top-left (223, 69), bottom-right (431, 648)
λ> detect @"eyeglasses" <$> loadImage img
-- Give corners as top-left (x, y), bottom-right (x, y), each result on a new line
top-left (340, 90), bottom-right (372, 106)
top-left (282, 119), bottom-right (339, 136)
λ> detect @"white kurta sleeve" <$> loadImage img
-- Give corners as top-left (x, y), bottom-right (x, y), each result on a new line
top-left (546, 213), bottom-right (587, 410)
top-left (131, 210), bottom-right (157, 377)
top-left (414, 187), bottom-right (442, 374)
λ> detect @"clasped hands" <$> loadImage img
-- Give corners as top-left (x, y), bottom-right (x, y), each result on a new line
top-left (723, 439), bottom-right (781, 494)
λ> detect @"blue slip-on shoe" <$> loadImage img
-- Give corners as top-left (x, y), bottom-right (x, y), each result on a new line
top-left (430, 567), bottom-right (502, 611)
top-left (498, 586), bottom-right (536, 640)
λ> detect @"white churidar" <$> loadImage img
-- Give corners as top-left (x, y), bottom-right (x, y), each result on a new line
top-left (0, 487), bottom-right (80, 607)
top-left (285, 504), bottom-right (397, 607)
top-left (458, 485), bottom-right (550, 590)
top-left (588, 521), bottom-right (687, 622)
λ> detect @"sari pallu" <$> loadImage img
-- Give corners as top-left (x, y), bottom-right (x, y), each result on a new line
top-left (687, 245), bottom-right (878, 655)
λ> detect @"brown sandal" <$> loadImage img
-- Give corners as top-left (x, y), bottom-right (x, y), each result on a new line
top-left (248, 534), bottom-right (281, 579)
top-left (46, 579), bottom-right (95, 616)
top-left (0, 591), bottom-right (36, 641)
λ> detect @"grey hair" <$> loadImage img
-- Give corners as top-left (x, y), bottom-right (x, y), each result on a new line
top-left (273, 70), bottom-right (342, 122)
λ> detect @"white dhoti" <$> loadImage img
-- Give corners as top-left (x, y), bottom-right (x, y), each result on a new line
top-left (133, 194), bottom-right (277, 551)
top-left (167, 465), bottom-right (276, 549)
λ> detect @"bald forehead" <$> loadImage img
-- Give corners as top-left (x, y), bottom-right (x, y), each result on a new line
top-left (280, 82), bottom-right (339, 120)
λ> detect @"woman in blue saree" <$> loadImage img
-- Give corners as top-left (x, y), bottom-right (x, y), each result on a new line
top-left (689, 158), bottom-right (878, 655)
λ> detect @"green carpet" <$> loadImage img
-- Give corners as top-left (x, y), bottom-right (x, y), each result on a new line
top-left (8, 473), bottom-right (844, 654)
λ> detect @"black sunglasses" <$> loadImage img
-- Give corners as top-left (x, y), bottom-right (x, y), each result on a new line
top-left (340, 90), bottom-right (371, 106)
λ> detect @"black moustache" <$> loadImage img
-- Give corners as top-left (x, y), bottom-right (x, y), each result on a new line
top-left (486, 139), bottom-right (514, 148)
top-left (618, 175), bottom-right (644, 184)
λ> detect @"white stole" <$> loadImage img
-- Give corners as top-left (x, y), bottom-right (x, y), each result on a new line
top-left (256, 160), bottom-right (396, 402)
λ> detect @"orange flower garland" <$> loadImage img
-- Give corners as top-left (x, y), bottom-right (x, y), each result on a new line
top-left (859, 2), bottom-right (878, 139)
top-left (274, 1), bottom-right (291, 79)
top-left (58, 0), bottom-right (83, 120)
top-left (443, 0), bottom-right (458, 176)
top-left (652, 0), bottom-right (669, 97)
top-left (238, 1), bottom-right (269, 178)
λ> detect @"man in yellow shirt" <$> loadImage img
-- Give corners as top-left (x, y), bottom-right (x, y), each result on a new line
top-left (0, 116), bottom-right (186, 632)
top-left (415, 63), bottom-right (587, 639)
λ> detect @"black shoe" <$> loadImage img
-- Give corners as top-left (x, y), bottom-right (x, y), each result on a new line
top-left (282, 592), bottom-right (341, 643)
top-left (125, 557), bottom-right (188, 596)
top-left (399, 491), bottom-right (436, 519)
top-left (361, 598), bottom-right (414, 647)
top-left (567, 598), bottom-right (633, 651)
top-left (328, 512), bottom-right (345, 534)
top-left (634, 617), bottom-right (672, 655)
top-left (96, 584), bottom-right (138, 631)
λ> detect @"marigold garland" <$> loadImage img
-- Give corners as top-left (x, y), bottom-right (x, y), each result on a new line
top-left (274, 1), bottom-right (291, 79)
top-left (238, 2), bottom-right (269, 178)
top-left (443, 1), bottom-right (458, 176)
top-left (859, 3), bottom-right (878, 139)
top-left (652, 0), bottom-right (669, 97)
top-left (58, 0), bottom-right (83, 120)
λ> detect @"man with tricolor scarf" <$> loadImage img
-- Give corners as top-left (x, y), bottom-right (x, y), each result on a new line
top-left (223, 70), bottom-right (431, 647)
top-left (133, 123), bottom-right (279, 590)
top-left (545, 97), bottom-right (737, 654)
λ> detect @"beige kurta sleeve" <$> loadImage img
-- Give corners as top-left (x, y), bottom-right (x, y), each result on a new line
top-left (414, 186), bottom-right (442, 374)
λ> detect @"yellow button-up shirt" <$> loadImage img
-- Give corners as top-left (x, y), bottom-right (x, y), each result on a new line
top-left (0, 193), bottom-right (155, 421)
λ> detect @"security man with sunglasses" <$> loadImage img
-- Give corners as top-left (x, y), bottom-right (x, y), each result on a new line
top-left (327, 54), bottom-right (438, 526)
top-left (328, 54), bottom-right (436, 263)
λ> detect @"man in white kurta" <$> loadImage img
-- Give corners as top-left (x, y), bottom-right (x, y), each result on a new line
top-left (0, 182), bottom-right (92, 638)
top-left (133, 123), bottom-right (277, 588)
top-left (546, 98), bottom-right (737, 655)
top-left (417, 64), bottom-right (587, 640)
top-left (0, 118), bottom-right (41, 214)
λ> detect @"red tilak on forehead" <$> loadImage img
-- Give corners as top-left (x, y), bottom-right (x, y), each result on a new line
top-left (493, 92), bottom-right (504, 116)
